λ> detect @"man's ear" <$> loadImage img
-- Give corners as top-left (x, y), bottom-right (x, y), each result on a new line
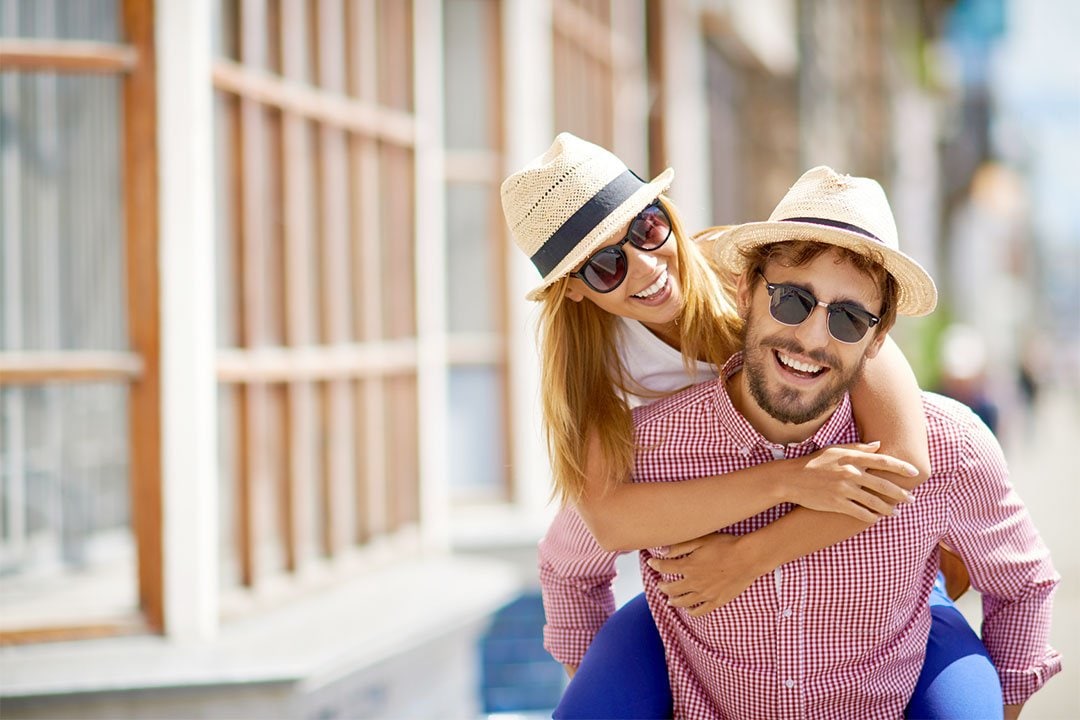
top-left (735, 272), bottom-right (753, 317)
top-left (863, 328), bottom-right (890, 360)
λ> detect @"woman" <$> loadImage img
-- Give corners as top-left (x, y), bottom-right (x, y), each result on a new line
top-left (502, 133), bottom-right (1001, 718)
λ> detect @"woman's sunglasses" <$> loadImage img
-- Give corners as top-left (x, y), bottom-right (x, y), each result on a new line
top-left (569, 201), bottom-right (673, 293)
top-left (759, 271), bottom-right (880, 344)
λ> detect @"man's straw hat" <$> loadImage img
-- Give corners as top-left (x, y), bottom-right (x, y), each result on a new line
top-left (501, 132), bottom-right (673, 301)
top-left (710, 165), bottom-right (937, 316)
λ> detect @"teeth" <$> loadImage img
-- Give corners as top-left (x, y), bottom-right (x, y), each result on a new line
top-left (633, 269), bottom-right (668, 299)
top-left (779, 352), bottom-right (823, 374)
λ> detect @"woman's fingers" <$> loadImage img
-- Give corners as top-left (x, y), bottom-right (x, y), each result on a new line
top-left (863, 453), bottom-right (920, 478)
top-left (656, 577), bottom-right (690, 597)
top-left (838, 500), bottom-right (879, 523)
top-left (862, 475), bottom-right (916, 505)
top-left (666, 538), bottom-right (704, 558)
top-left (862, 474), bottom-right (915, 503)
top-left (853, 492), bottom-right (897, 518)
top-left (665, 592), bottom-right (699, 609)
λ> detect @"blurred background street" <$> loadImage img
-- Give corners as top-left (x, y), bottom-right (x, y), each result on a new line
top-left (1, 0), bottom-right (1077, 717)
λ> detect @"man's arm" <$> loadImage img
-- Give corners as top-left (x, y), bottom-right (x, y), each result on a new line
top-left (941, 407), bottom-right (1060, 709)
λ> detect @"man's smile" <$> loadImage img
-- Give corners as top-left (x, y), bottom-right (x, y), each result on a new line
top-left (775, 350), bottom-right (827, 378)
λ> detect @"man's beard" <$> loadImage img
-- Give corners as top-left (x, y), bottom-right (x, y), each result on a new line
top-left (742, 314), bottom-right (866, 426)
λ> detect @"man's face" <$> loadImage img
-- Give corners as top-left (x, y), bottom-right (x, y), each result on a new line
top-left (737, 248), bottom-right (888, 426)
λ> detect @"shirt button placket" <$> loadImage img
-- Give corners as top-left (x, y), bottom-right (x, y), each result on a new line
top-left (776, 557), bottom-right (803, 712)
top-left (772, 444), bottom-right (803, 716)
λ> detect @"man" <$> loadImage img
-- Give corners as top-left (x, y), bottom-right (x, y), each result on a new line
top-left (547, 167), bottom-right (1061, 718)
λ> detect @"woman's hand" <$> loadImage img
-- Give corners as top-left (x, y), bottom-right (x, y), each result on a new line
top-left (782, 441), bottom-right (917, 522)
top-left (646, 533), bottom-right (755, 616)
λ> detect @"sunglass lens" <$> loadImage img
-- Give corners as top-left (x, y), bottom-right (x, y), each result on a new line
top-left (828, 307), bottom-right (870, 343)
top-left (629, 205), bottom-right (671, 250)
top-left (770, 286), bottom-right (815, 325)
top-left (583, 248), bottom-right (627, 292)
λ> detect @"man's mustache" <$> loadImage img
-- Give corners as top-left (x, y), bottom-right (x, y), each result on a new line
top-left (759, 334), bottom-right (840, 369)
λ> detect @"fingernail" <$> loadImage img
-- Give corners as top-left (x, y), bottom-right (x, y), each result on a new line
top-left (906, 465), bottom-right (919, 476)
top-left (655, 545), bottom-right (670, 557)
top-left (868, 440), bottom-right (881, 447)
top-left (906, 492), bottom-right (916, 502)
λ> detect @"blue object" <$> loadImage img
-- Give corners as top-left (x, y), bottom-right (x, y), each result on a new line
top-left (554, 593), bottom-right (671, 719)
top-left (907, 574), bottom-right (1004, 720)
top-left (554, 575), bottom-right (1002, 719)
top-left (480, 593), bottom-right (566, 714)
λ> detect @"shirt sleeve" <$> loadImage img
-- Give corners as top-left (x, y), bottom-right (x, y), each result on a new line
top-left (942, 414), bottom-right (1062, 705)
top-left (537, 504), bottom-right (623, 666)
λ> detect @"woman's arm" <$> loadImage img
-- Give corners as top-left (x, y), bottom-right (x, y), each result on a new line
top-left (850, 335), bottom-right (931, 481)
top-left (577, 432), bottom-right (917, 552)
top-left (650, 510), bottom-right (891, 615)
top-left (579, 336), bottom-right (927, 553)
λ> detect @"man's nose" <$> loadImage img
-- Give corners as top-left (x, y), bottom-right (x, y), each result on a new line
top-left (793, 304), bottom-right (832, 348)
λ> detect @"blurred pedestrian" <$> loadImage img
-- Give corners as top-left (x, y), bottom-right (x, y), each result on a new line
top-left (937, 323), bottom-right (999, 433)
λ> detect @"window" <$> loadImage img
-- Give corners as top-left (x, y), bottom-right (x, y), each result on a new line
top-left (443, 0), bottom-right (509, 502)
top-left (0, 0), bottom-right (162, 639)
top-left (212, 0), bottom-right (424, 594)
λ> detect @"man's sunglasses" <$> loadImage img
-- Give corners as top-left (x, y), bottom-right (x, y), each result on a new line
top-left (569, 201), bottom-right (673, 293)
top-left (759, 271), bottom-right (880, 344)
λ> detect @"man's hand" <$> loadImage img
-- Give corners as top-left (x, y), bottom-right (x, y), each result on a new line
top-left (645, 532), bottom-right (759, 616)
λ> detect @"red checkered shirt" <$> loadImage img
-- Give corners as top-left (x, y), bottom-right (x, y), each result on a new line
top-left (538, 354), bottom-right (1060, 719)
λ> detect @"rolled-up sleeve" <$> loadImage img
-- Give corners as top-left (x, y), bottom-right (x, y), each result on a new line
top-left (943, 415), bottom-right (1062, 705)
top-left (537, 504), bottom-right (623, 666)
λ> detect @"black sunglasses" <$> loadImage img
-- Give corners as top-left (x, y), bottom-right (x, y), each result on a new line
top-left (569, 201), bottom-right (673, 293)
top-left (759, 271), bottom-right (880, 344)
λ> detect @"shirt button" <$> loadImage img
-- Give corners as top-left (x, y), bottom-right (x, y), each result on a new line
top-left (785, 679), bottom-right (795, 689)
top-left (782, 608), bottom-right (793, 618)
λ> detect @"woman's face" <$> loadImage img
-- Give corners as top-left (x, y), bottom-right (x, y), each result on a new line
top-left (564, 209), bottom-right (685, 336)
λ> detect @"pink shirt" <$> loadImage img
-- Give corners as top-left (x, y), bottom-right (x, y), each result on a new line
top-left (538, 354), bottom-right (1060, 717)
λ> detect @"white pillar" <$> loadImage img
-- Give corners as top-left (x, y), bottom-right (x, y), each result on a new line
top-left (414, 0), bottom-right (451, 551)
top-left (659, 0), bottom-right (712, 230)
top-left (502, 0), bottom-right (555, 516)
top-left (157, 0), bottom-right (219, 641)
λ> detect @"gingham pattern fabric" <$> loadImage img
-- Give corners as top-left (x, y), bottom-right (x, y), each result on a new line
top-left (541, 353), bottom-right (1060, 718)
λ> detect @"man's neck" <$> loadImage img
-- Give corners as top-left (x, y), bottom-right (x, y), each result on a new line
top-left (725, 368), bottom-right (835, 445)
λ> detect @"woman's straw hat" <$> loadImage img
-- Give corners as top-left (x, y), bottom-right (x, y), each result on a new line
top-left (711, 166), bottom-right (937, 316)
top-left (501, 132), bottom-right (674, 301)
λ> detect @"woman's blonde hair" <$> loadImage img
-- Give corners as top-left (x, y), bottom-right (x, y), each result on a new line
top-left (535, 197), bottom-right (744, 503)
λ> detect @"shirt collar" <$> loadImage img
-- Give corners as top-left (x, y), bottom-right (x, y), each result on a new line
top-left (714, 352), bottom-right (856, 454)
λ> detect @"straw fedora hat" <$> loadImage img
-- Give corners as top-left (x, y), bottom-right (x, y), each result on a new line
top-left (501, 132), bottom-right (674, 301)
top-left (712, 166), bottom-right (937, 316)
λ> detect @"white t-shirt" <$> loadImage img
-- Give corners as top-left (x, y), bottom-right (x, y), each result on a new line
top-left (616, 316), bottom-right (718, 408)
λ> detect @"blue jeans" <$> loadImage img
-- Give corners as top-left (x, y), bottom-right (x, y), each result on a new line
top-left (553, 575), bottom-right (1002, 719)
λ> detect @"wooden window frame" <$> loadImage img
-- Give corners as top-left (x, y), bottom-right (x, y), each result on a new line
top-left (0, 0), bottom-right (163, 643)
